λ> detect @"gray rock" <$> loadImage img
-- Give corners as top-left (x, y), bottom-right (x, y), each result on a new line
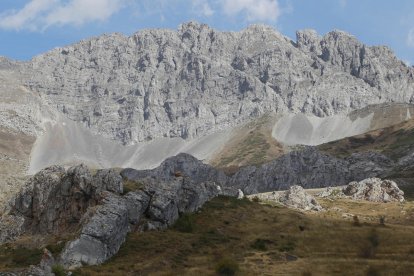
top-left (139, 177), bottom-right (222, 229)
top-left (231, 147), bottom-right (395, 194)
top-left (121, 153), bottom-right (228, 185)
top-left (21, 22), bottom-right (414, 145)
top-left (1, 164), bottom-right (126, 240)
top-left (0, 214), bottom-right (25, 243)
top-left (250, 185), bottom-right (323, 211)
top-left (343, 178), bottom-right (405, 202)
top-left (92, 169), bottom-right (123, 194)
top-left (316, 187), bottom-right (346, 198)
top-left (280, 186), bottom-right (323, 211)
top-left (124, 190), bottom-right (151, 225)
top-left (60, 192), bottom-right (129, 269)
top-left (231, 147), bottom-right (352, 194)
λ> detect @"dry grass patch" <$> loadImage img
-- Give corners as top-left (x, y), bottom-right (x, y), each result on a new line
top-left (73, 196), bottom-right (414, 275)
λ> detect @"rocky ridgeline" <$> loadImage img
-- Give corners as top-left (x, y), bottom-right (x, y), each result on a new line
top-left (230, 147), bottom-right (395, 194)
top-left (0, 156), bottom-right (231, 270)
top-left (318, 178), bottom-right (405, 202)
top-left (22, 22), bottom-right (414, 144)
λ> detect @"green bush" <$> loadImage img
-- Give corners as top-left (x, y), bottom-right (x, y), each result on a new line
top-left (10, 247), bottom-right (43, 267)
top-left (251, 239), bottom-right (268, 251)
top-left (122, 179), bottom-right (143, 194)
top-left (46, 242), bottom-right (66, 257)
top-left (52, 264), bottom-right (66, 276)
top-left (173, 213), bottom-right (196, 233)
top-left (353, 215), bottom-right (361, 227)
top-left (359, 229), bottom-right (380, 259)
top-left (215, 257), bottom-right (239, 276)
top-left (279, 239), bottom-right (296, 252)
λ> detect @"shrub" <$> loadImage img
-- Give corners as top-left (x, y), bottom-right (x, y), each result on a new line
top-left (251, 239), bottom-right (268, 251)
top-left (10, 247), bottom-right (43, 267)
top-left (215, 257), bottom-right (239, 276)
top-left (46, 242), bottom-right (66, 257)
top-left (278, 238), bottom-right (296, 253)
top-left (353, 215), bottom-right (361, 227)
top-left (173, 213), bottom-right (196, 233)
top-left (366, 266), bottom-right (380, 276)
top-left (379, 216), bottom-right (385, 226)
top-left (252, 196), bottom-right (260, 203)
top-left (359, 229), bottom-right (380, 259)
top-left (122, 179), bottom-right (143, 194)
top-left (52, 264), bottom-right (66, 276)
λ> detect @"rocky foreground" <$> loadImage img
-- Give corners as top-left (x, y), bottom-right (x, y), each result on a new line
top-left (249, 178), bottom-right (405, 212)
top-left (0, 150), bottom-right (409, 274)
top-left (0, 162), bottom-right (233, 272)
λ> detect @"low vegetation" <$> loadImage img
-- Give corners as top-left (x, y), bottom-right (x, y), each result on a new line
top-left (122, 179), bottom-right (144, 194)
top-left (0, 245), bottom-right (42, 269)
top-left (211, 114), bottom-right (284, 171)
top-left (67, 196), bottom-right (414, 275)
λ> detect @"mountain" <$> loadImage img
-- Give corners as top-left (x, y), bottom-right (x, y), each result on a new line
top-left (1, 21), bottom-right (414, 209)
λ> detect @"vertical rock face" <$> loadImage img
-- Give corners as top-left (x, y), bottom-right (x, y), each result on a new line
top-left (23, 22), bottom-right (413, 145)
top-left (5, 164), bottom-right (123, 237)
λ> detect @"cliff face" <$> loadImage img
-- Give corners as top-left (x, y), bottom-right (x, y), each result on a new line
top-left (24, 22), bottom-right (414, 145)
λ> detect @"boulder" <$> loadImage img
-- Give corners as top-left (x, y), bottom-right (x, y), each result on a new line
top-left (60, 192), bottom-right (130, 269)
top-left (279, 186), bottom-right (323, 211)
top-left (343, 178), bottom-right (405, 202)
top-left (249, 186), bottom-right (323, 212)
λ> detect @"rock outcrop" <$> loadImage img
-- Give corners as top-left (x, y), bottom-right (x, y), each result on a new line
top-left (249, 186), bottom-right (323, 211)
top-left (0, 160), bottom-right (226, 269)
top-left (317, 178), bottom-right (405, 202)
top-left (229, 147), bottom-right (394, 194)
top-left (343, 178), bottom-right (405, 202)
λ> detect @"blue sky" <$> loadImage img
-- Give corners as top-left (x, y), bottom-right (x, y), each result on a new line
top-left (0, 0), bottom-right (413, 65)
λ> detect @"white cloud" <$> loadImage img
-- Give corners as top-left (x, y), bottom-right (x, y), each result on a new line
top-left (0, 0), bottom-right (127, 31)
top-left (407, 28), bottom-right (414, 47)
top-left (45, 0), bottom-right (126, 27)
top-left (0, 0), bottom-right (57, 30)
top-left (339, 0), bottom-right (347, 8)
top-left (192, 0), bottom-right (214, 17)
top-left (222, 0), bottom-right (280, 22)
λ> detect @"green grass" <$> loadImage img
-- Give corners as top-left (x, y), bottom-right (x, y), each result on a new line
top-left (52, 264), bottom-right (66, 276)
top-left (173, 213), bottom-right (196, 233)
top-left (0, 245), bottom-right (42, 269)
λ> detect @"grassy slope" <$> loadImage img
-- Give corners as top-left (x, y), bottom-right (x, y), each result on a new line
top-left (210, 114), bottom-right (284, 174)
top-left (318, 118), bottom-right (414, 160)
top-left (318, 118), bottom-right (414, 200)
top-left (66, 196), bottom-right (414, 276)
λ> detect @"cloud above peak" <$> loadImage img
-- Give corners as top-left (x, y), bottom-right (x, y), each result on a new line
top-left (0, 0), bottom-right (127, 31)
top-left (0, 0), bottom-right (282, 32)
top-left (222, 0), bottom-right (280, 22)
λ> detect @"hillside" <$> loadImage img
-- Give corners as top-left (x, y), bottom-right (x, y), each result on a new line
top-left (3, 196), bottom-right (414, 275)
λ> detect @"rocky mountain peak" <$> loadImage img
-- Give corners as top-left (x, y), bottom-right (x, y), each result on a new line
top-left (3, 22), bottom-right (412, 147)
